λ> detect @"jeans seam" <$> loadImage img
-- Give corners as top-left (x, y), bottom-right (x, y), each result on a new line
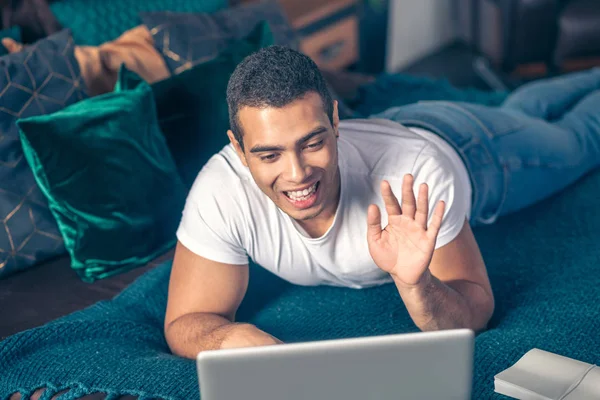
top-left (503, 158), bottom-right (585, 169)
top-left (496, 163), bottom-right (510, 223)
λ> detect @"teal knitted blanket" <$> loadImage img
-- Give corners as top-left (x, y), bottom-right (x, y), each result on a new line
top-left (351, 73), bottom-right (509, 116)
top-left (2, 78), bottom-right (599, 399)
top-left (2, 168), bottom-right (600, 399)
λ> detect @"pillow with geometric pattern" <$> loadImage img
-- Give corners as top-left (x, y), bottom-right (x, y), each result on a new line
top-left (140, 0), bottom-right (299, 75)
top-left (0, 29), bottom-right (88, 279)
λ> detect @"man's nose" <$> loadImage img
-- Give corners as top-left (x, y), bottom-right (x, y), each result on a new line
top-left (285, 154), bottom-right (310, 183)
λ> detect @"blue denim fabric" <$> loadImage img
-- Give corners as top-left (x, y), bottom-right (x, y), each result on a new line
top-left (372, 68), bottom-right (600, 226)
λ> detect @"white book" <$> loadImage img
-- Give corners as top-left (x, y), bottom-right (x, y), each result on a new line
top-left (494, 348), bottom-right (600, 400)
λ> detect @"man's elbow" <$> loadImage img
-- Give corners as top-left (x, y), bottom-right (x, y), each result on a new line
top-left (470, 293), bottom-right (495, 333)
top-left (164, 317), bottom-right (180, 353)
top-left (446, 279), bottom-right (495, 333)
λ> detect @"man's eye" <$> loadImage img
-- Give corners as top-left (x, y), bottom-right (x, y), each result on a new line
top-left (306, 140), bottom-right (324, 149)
top-left (261, 154), bottom-right (277, 161)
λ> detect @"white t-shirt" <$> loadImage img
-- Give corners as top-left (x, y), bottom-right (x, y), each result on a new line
top-left (176, 119), bottom-right (472, 289)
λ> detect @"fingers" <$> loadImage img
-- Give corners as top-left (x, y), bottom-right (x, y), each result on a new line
top-left (381, 175), bottom-right (441, 233)
top-left (427, 200), bottom-right (446, 239)
top-left (380, 180), bottom-right (402, 216)
top-left (400, 174), bottom-right (416, 218)
top-left (414, 183), bottom-right (429, 229)
top-left (367, 204), bottom-right (382, 243)
top-left (2, 38), bottom-right (23, 53)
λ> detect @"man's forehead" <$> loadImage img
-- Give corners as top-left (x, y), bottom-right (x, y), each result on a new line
top-left (238, 95), bottom-right (329, 143)
top-left (239, 93), bottom-right (326, 119)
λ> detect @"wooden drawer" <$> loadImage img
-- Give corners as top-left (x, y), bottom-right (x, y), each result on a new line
top-left (280, 0), bottom-right (356, 30)
top-left (299, 16), bottom-right (359, 70)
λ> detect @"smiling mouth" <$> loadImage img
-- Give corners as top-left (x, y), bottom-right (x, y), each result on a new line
top-left (284, 181), bottom-right (320, 202)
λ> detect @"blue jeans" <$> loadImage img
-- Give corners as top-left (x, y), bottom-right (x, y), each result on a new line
top-left (372, 68), bottom-right (600, 226)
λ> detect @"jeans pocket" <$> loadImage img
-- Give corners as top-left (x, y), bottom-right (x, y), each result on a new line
top-left (460, 105), bottom-right (526, 138)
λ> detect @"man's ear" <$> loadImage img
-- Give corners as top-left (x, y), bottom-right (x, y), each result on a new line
top-left (227, 129), bottom-right (248, 167)
top-left (332, 100), bottom-right (340, 138)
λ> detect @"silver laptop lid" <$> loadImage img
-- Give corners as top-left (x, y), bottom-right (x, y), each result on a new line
top-left (197, 328), bottom-right (474, 400)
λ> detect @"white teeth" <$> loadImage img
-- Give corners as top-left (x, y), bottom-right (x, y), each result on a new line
top-left (286, 182), bottom-right (317, 200)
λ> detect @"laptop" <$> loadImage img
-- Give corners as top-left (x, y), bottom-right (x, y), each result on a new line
top-left (196, 328), bottom-right (474, 400)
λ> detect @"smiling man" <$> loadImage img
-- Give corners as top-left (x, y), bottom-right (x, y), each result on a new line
top-left (163, 46), bottom-right (600, 359)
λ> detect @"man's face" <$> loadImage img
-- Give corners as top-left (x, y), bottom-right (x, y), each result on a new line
top-left (228, 92), bottom-right (340, 226)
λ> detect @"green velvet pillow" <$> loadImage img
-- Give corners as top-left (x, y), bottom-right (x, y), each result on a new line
top-left (16, 77), bottom-right (187, 282)
top-left (119, 21), bottom-right (275, 187)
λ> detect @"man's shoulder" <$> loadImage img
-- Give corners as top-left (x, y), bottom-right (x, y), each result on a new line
top-left (186, 144), bottom-right (253, 202)
top-left (338, 118), bottom-right (431, 178)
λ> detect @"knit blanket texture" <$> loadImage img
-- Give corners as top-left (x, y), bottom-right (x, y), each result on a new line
top-left (2, 77), bottom-right (599, 399)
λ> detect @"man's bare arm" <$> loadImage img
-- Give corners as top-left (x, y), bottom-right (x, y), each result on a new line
top-left (367, 175), bottom-right (495, 333)
top-left (393, 219), bottom-right (495, 332)
top-left (164, 241), bottom-right (282, 359)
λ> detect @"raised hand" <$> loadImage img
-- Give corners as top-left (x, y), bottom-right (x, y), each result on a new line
top-left (367, 174), bottom-right (445, 287)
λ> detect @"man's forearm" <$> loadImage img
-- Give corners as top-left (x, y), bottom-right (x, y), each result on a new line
top-left (165, 313), bottom-right (246, 359)
top-left (392, 271), bottom-right (493, 332)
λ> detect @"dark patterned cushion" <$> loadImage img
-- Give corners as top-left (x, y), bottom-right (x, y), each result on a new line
top-left (140, 0), bottom-right (300, 74)
top-left (0, 29), bottom-right (88, 279)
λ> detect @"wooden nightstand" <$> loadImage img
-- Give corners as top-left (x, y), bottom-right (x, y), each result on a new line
top-left (280, 0), bottom-right (359, 70)
top-left (232, 0), bottom-right (361, 70)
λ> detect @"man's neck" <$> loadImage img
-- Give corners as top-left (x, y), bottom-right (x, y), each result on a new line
top-left (297, 215), bottom-right (335, 238)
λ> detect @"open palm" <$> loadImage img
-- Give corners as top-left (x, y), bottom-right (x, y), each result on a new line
top-left (367, 175), bottom-right (445, 287)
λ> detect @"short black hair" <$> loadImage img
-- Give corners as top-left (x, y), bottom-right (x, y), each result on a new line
top-left (226, 45), bottom-right (334, 151)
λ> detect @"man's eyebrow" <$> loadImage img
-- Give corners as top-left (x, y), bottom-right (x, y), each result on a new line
top-left (297, 127), bottom-right (327, 145)
top-left (249, 126), bottom-right (328, 154)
